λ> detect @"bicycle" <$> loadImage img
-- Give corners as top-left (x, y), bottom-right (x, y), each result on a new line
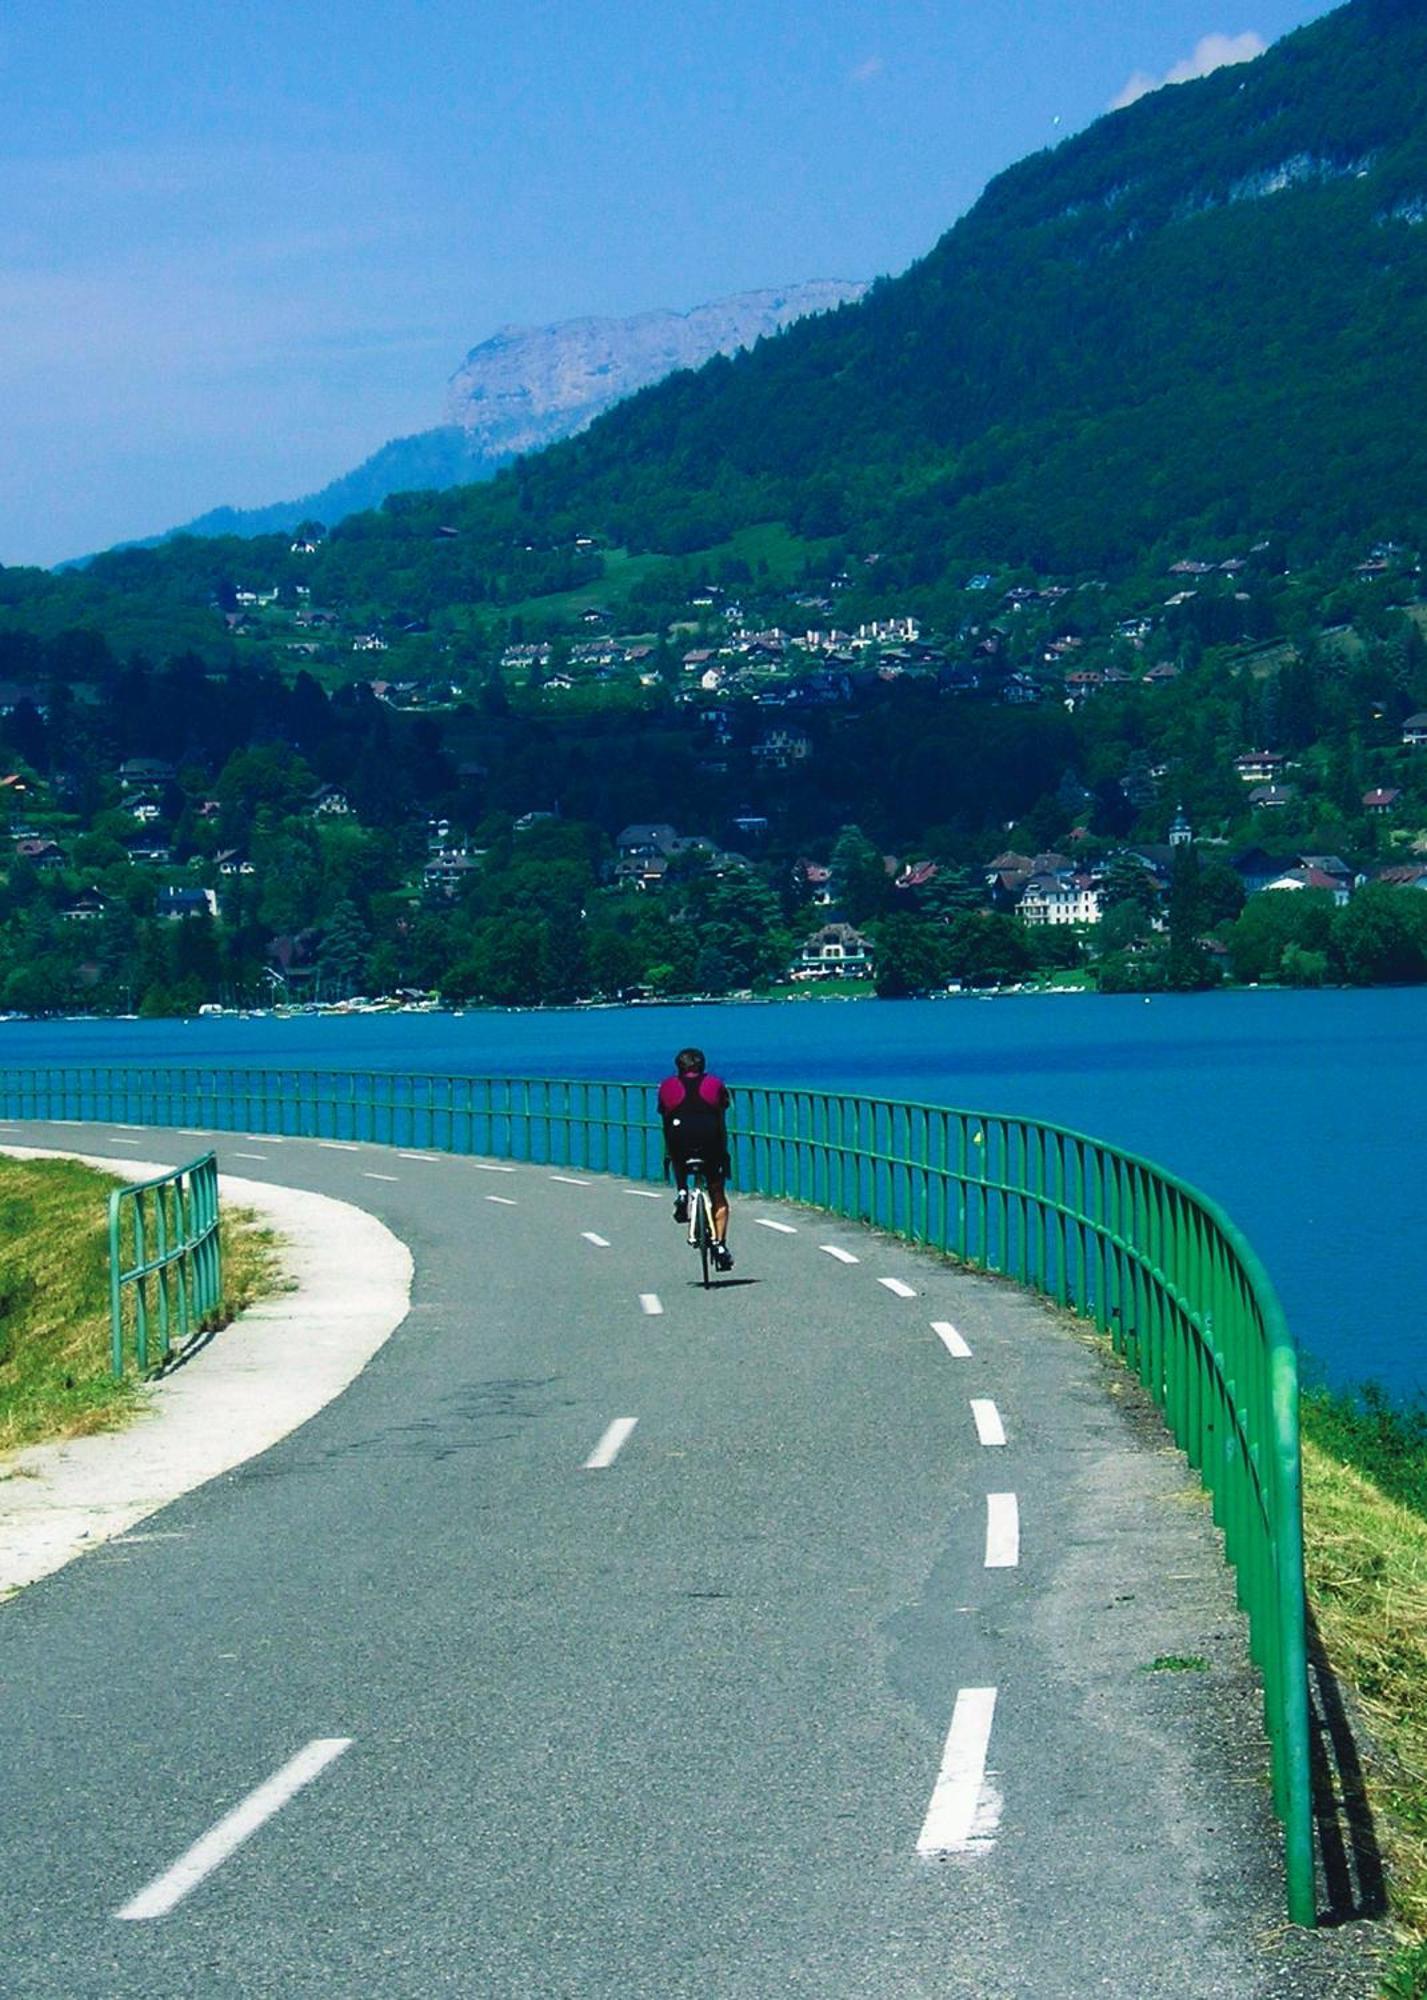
top-left (682, 1155), bottom-right (717, 1289)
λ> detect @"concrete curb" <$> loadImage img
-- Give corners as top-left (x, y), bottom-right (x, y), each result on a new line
top-left (0, 1148), bottom-right (413, 1601)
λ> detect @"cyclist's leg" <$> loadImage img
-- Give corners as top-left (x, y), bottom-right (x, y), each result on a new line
top-left (670, 1150), bottom-right (691, 1221)
top-left (707, 1170), bottom-right (730, 1244)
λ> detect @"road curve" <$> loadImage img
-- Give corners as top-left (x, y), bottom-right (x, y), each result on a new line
top-left (0, 1120), bottom-right (1374, 1998)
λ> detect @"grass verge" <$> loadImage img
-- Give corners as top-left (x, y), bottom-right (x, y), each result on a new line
top-left (0, 1155), bottom-right (280, 1456)
top-left (1302, 1388), bottom-right (1427, 1989)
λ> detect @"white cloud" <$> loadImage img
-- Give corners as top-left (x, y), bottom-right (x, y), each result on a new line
top-left (849, 55), bottom-right (885, 85)
top-left (1112, 30), bottom-right (1266, 111)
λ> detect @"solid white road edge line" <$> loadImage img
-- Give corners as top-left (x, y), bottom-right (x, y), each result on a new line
top-left (550, 1173), bottom-right (592, 1186)
top-left (581, 1231), bottom-right (611, 1248)
top-left (916, 1689), bottom-right (1000, 1856)
top-left (756, 1219), bottom-right (798, 1234)
top-left (984, 1493), bottom-right (1020, 1569)
top-left (114, 1738), bottom-right (354, 1921)
top-left (583, 1417), bottom-right (638, 1470)
top-left (820, 1244), bottom-right (860, 1264)
top-left (971, 1398), bottom-right (1007, 1447)
top-left (932, 1320), bottom-right (972, 1358)
top-left (879, 1277), bottom-right (917, 1298)
top-left (639, 1293), bottom-right (664, 1316)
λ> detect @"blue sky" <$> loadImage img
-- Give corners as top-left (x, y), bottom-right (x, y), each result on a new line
top-left (1, 0), bottom-right (1334, 566)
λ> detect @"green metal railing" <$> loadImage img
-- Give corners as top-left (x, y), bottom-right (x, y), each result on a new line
top-left (0, 1065), bottom-right (1313, 1922)
top-left (107, 1152), bottom-right (222, 1378)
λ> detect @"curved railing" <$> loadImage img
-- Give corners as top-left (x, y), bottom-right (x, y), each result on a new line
top-left (0, 1065), bottom-right (1314, 1923)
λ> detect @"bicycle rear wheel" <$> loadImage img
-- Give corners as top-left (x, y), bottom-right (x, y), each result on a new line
top-left (694, 1190), bottom-right (711, 1289)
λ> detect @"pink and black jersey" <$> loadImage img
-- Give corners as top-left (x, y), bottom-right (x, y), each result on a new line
top-left (658, 1072), bottom-right (731, 1173)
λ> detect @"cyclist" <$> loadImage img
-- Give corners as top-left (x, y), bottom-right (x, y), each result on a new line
top-left (657, 1046), bottom-right (734, 1272)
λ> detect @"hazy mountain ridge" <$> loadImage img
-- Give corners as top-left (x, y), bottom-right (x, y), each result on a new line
top-left (155, 281), bottom-right (866, 549)
top-left (444, 283), bottom-right (868, 453)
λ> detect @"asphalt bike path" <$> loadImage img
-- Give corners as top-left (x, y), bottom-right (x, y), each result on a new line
top-left (0, 1121), bottom-right (1375, 1998)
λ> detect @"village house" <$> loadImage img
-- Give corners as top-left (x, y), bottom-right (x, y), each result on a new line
top-left (1401, 713), bottom-right (1427, 748)
top-left (117, 756), bottom-right (176, 791)
top-left (1249, 784), bottom-right (1297, 812)
top-left (308, 784), bottom-right (353, 819)
top-left (156, 886), bottom-right (217, 921)
top-left (1363, 787), bottom-right (1402, 816)
top-left (14, 836), bottom-right (64, 870)
top-left (1264, 865), bottom-right (1352, 906)
top-left (791, 922), bottom-right (876, 980)
top-left (60, 887), bottom-right (107, 922)
top-left (752, 727), bottom-right (812, 770)
top-left (423, 848), bottom-right (482, 899)
top-left (794, 859), bottom-right (834, 907)
top-left (1019, 870), bottom-right (1102, 926)
top-left (126, 834), bottom-right (174, 866)
top-left (1235, 751), bottom-right (1286, 784)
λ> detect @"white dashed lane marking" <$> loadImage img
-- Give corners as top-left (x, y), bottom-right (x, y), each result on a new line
top-left (756, 1219), bottom-right (797, 1235)
top-left (638, 1294), bottom-right (664, 1316)
top-left (932, 1321), bottom-right (972, 1358)
top-left (363, 1173), bottom-right (399, 1183)
top-left (485, 1195), bottom-right (517, 1206)
top-left (115, 1738), bottom-right (354, 1921)
top-left (318, 1142), bottom-right (360, 1152)
top-left (581, 1232), bottom-right (611, 1248)
top-left (398, 1151), bottom-right (439, 1162)
top-left (583, 1418), bottom-right (638, 1470)
top-left (472, 1162), bottom-right (517, 1175)
top-left (233, 1153), bottom-right (268, 1162)
top-left (623, 1188), bottom-right (663, 1200)
top-left (971, 1399), bottom-right (1007, 1447)
top-left (879, 1277), bottom-right (917, 1299)
top-left (550, 1173), bottom-right (592, 1186)
top-left (820, 1245), bottom-right (860, 1265)
top-left (916, 1689), bottom-right (1000, 1857)
top-left (984, 1494), bottom-right (1020, 1569)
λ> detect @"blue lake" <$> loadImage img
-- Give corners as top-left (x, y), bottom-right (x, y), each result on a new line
top-left (2, 988), bottom-right (1422, 1398)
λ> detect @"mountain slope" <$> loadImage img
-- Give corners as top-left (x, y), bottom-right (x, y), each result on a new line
top-left (156, 282), bottom-right (866, 545)
top-left (18, 0), bottom-right (1427, 630)
top-left (480, 0), bottom-right (1427, 577)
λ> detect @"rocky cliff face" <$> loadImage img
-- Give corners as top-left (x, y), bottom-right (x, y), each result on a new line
top-left (155, 281), bottom-right (865, 546)
top-left (444, 283), bottom-right (868, 456)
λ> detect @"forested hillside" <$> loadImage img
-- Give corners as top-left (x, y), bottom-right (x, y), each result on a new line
top-left (4, 0), bottom-right (1427, 1016)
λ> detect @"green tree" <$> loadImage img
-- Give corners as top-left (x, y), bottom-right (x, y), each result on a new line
top-left (319, 898), bottom-right (372, 998)
top-left (830, 825), bottom-right (889, 924)
top-left (1331, 885), bottom-right (1427, 985)
top-left (873, 915), bottom-right (945, 997)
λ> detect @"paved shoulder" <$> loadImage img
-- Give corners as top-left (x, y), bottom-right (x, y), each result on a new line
top-left (0, 1146), bottom-right (412, 1598)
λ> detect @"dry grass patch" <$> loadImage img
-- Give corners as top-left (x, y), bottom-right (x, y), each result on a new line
top-left (1302, 1434), bottom-right (1427, 1983)
top-left (0, 1156), bottom-right (280, 1456)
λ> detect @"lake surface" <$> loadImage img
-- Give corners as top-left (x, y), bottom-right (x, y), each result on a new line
top-left (2, 989), bottom-right (1422, 1397)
